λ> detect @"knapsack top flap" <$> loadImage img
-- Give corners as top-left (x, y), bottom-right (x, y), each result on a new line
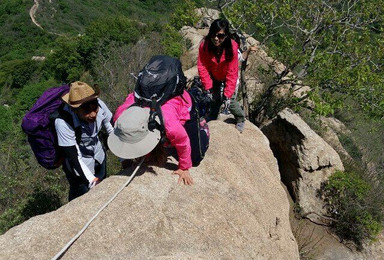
top-left (21, 85), bottom-right (69, 134)
top-left (134, 55), bottom-right (186, 104)
top-left (141, 55), bottom-right (179, 86)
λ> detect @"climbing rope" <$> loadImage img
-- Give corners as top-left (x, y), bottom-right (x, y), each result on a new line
top-left (51, 157), bottom-right (145, 260)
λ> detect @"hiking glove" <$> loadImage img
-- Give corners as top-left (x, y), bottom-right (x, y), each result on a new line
top-left (205, 90), bottom-right (213, 102)
top-left (223, 98), bottom-right (231, 114)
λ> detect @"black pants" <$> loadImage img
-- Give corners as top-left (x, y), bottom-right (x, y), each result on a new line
top-left (63, 158), bottom-right (107, 201)
top-left (206, 80), bottom-right (245, 123)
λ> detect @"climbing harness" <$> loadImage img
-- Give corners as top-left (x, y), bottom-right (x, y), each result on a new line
top-left (51, 157), bottom-right (145, 260)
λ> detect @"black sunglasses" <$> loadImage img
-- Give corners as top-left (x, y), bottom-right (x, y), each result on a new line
top-left (212, 33), bottom-right (227, 40)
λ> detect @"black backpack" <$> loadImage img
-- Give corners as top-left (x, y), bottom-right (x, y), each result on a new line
top-left (184, 91), bottom-right (209, 167)
top-left (134, 55), bottom-right (186, 132)
top-left (134, 55), bottom-right (209, 166)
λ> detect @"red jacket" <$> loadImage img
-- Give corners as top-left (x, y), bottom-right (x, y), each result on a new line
top-left (197, 38), bottom-right (239, 98)
top-left (113, 91), bottom-right (193, 170)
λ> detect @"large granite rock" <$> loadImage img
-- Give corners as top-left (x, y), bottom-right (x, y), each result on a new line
top-left (261, 108), bottom-right (344, 222)
top-left (0, 121), bottom-right (299, 260)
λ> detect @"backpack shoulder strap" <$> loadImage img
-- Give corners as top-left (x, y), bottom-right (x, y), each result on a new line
top-left (57, 106), bottom-right (82, 145)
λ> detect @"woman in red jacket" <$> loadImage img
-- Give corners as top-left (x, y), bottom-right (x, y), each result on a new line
top-left (197, 18), bottom-right (245, 132)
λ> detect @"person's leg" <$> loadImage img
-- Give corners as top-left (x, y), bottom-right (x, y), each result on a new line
top-left (207, 98), bottom-right (221, 122)
top-left (94, 158), bottom-right (107, 180)
top-left (63, 164), bottom-right (89, 201)
top-left (68, 184), bottom-right (89, 201)
top-left (229, 99), bottom-right (245, 123)
top-left (206, 81), bottom-right (223, 122)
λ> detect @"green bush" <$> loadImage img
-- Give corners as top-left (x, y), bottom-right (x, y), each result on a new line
top-left (0, 207), bottom-right (24, 234)
top-left (84, 16), bottom-right (142, 45)
top-left (161, 24), bottom-right (185, 58)
top-left (0, 106), bottom-right (13, 140)
top-left (170, 0), bottom-right (201, 30)
top-left (13, 79), bottom-right (58, 117)
top-left (0, 59), bottom-right (39, 89)
top-left (0, 185), bottom-right (64, 235)
top-left (338, 133), bottom-right (363, 163)
top-left (45, 37), bottom-right (84, 83)
top-left (320, 171), bottom-right (382, 248)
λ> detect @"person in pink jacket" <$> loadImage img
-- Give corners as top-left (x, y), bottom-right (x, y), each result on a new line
top-left (198, 18), bottom-right (246, 132)
top-left (110, 90), bottom-right (195, 185)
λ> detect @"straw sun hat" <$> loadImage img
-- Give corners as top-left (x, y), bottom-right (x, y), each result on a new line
top-left (62, 81), bottom-right (100, 108)
top-left (108, 106), bottom-right (161, 159)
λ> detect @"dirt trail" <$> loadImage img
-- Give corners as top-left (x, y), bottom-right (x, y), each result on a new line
top-left (29, 0), bottom-right (43, 29)
top-left (29, 0), bottom-right (62, 36)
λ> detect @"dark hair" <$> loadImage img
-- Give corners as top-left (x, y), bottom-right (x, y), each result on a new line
top-left (77, 98), bottom-right (99, 113)
top-left (147, 142), bottom-right (167, 167)
top-left (205, 18), bottom-right (234, 62)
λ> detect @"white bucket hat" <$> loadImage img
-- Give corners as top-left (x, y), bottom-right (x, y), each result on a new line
top-left (108, 106), bottom-right (161, 159)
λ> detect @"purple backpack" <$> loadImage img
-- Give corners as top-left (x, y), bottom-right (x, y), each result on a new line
top-left (21, 84), bottom-right (72, 169)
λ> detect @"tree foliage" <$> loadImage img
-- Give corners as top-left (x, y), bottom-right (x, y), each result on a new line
top-left (220, 0), bottom-right (384, 121)
top-left (170, 0), bottom-right (201, 30)
top-left (320, 171), bottom-right (383, 248)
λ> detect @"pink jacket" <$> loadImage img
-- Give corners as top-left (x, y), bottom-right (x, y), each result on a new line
top-left (114, 90), bottom-right (192, 170)
top-left (197, 38), bottom-right (239, 98)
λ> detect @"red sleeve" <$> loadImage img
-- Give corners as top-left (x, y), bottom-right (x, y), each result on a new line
top-left (224, 40), bottom-right (239, 98)
top-left (162, 101), bottom-right (192, 170)
top-left (113, 93), bottom-right (135, 123)
top-left (197, 40), bottom-right (213, 91)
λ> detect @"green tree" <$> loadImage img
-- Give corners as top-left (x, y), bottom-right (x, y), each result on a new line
top-left (320, 171), bottom-right (382, 248)
top-left (161, 24), bottom-right (185, 57)
top-left (45, 37), bottom-right (84, 83)
top-left (77, 15), bottom-right (144, 71)
top-left (220, 0), bottom-right (384, 123)
top-left (170, 0), bottom-right (201, 30)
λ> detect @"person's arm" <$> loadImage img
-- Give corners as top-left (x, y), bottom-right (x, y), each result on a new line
top-left (173, 168), bottom-right (194, 185)
top-left (98, 99), bottom-right (114, 134)
top-left (60, 145), bottom-right (98, 186)
top-left (55, 119), bottom-right (97, 187)
top-left (162, 100), bottom-right (193, 185)
top-left (223, 40), bottom-right (239, 99)
top-left (197, 40), bottom-right (213, 92)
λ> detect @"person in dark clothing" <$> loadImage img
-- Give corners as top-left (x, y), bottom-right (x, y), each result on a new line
top-left (55, 81), bottom-right (113, 201)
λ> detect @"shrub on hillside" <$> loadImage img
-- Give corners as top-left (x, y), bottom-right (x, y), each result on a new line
top-left (170, 0), bottom-right (201, 30)
top-left (0, 59), bottom-right (38, 89)
top-left (320, 171), bottom-right (382, 249)
top-left (0, 184), bottom-right (64, 235)
top-left (161, 25), bottom-right (184, 58)
top-left (45, 37), bottom-right (84, 83)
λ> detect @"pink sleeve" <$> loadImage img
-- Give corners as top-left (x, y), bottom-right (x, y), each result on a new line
top-left (224, 40), bottom-right (239, 98)
top-left (113, 93), bottom-right (135, 123)
top-left (197, 40), bottom-right (213, 91)
top-left (162, 101), bottom-right (192, 170)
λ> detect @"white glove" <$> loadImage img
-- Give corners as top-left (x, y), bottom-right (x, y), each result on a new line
top-left (223, 98), bottom-right (231, 114)
top-left (88, 177), bottom-right (100, 189)
top-left (206, 90), bottom-right (213, 102)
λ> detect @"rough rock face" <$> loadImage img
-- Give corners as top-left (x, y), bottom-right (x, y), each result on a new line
top-left (319, 117), bottom-right (353, 162)
top-left (261, 108), bottom-right (344, 222)
top-left (180, 26), bottom-right (207, 71)
top-left (0, 121), bottom-right (299, 260)
top-left (195, 8), bottom-right (220, 28)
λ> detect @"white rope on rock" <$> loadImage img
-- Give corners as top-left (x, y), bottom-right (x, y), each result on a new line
top-left (52, 157), bottom-right (145, 260)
